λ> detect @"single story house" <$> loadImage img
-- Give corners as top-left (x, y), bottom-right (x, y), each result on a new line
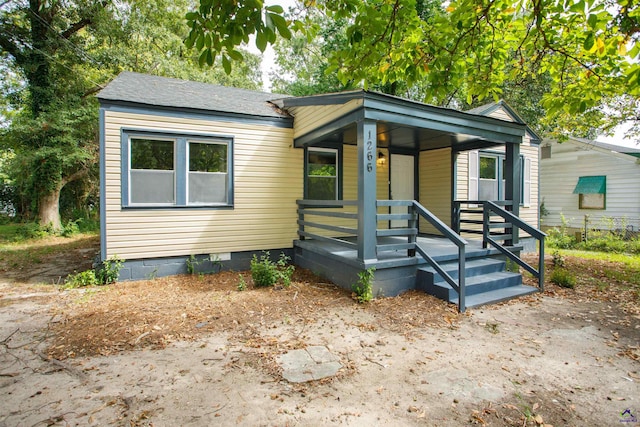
top-left (98, 72), bottom-right (544, 311)
top-left (540, 137), bottom-right (640, 235)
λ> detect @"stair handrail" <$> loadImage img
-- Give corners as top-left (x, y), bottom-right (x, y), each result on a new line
top-left (482, 201), bottom-right (546, 290)
top-left (411, 201), bottom-right (469, 313)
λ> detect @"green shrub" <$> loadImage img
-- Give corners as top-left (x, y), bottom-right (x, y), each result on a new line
top-left (352, 267), bottom-right (375, 303)
top-left (237, 274), bottom-right (247, 291)
top-left (61, 219), bottom-right (80, 237)
top-left (96, 255), bottom-right (124, 285)
top-left (550, 268), bottom-right (576, 289)
top-left (64, 269), bottom-right (99, 288)
top-left (551, 250), bottom-right (565, 268)
top-left (250, 252), bottom-right (295, 288)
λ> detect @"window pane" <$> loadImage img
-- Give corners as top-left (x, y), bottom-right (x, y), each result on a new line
top-left (189, 172), bottom-right (227, 204)
top-left (308, 177), bottom-right (336, 200)
top-left (130, 170), bottom-right (175, 204)
top-left (189, 142), bottom-right (227, 172)
top-left (479, 156), bottom-right (496, 179)
top-left (130, 138), bottom-right (174, 204)
top-left (131, 139), bottom-right (174, 170)
top-left (308, 151), bottom-right (337, 177)
top-left (307, 149), bottom-right (337, 200)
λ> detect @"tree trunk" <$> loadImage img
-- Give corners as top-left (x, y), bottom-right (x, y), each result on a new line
top-left (38, 189), bottom-right (62, 231)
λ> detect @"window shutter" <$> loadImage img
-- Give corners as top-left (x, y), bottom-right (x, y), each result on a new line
top-left (468, 150), bottom-right (479, 203)
top-left (523, 157), bottom-right (531, 207)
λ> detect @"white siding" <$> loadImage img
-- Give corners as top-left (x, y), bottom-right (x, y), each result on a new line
top-left (104, 110), bottom-right (302, 260)
top-left (540, 139), bottom-right (640, 231)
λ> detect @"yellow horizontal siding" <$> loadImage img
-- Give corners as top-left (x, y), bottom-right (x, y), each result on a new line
top-left (104, 110), bottom-right (302, 260)
top-left (289, 99), bottom-right (363, 139)
top-left (419, 149), bottom-right (452, 234)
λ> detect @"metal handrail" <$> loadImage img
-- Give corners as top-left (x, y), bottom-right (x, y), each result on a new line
top-left (482, 201), bottom-right (546, 290)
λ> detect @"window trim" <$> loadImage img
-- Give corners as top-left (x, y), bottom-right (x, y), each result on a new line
top-left (121, 129), bottom-right (234, 209)
top-left (304, 146), bottom-right (343, 201)
top-left (469, 150), bottom-right (530, 206)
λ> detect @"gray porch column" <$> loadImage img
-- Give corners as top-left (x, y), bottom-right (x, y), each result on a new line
top-left (504, 142), bottom-right (521, 246)
top-left (357, 119), bottom-right (378, 262)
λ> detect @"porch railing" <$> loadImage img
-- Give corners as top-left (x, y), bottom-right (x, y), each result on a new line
top-left (296, 199), bottom-right (358, 249)
top-left (378, 200), bottom-right (468, 313)
top-left (482, 201), bottom-right (546, 290)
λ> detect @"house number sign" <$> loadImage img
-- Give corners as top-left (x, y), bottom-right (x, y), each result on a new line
top-left (366, 130), bottom-right (374, 172)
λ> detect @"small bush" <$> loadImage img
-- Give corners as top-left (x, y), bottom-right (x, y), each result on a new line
top-left (61, 219), bottom-right (80, 237)
top-left (352, 267), bottom-right (375, 303)
top-left (250, 252), bottom-right (295, 288)
top-left (95, 255), bottom-right (124, 285)
top-left (551, 250), bottom-right (565, 268)
top-left (64, 269), bottom-right (99, 288)
top-left (237, 274), bottom-right (247, 291)
top-left (550, 268), bottom-right (576, 289)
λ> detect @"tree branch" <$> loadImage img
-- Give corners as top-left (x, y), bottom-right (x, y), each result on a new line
top-left (60, 0), bottom-right (111, 39)
top-left (0, 31), bottom-right (25, 65)
top-left (60, 168), bottom-right (89, 188)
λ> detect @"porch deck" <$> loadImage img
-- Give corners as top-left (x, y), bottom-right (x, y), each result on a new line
top-left (294, 235), bottom-right (517, 299)
top-left (295, 235), bottom-right (499, 269)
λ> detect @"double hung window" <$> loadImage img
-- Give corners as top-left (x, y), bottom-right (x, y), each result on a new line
top-left (123, 131), bottom-right (232, 208)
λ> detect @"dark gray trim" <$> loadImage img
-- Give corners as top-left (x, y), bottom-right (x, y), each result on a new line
top-left (273, 90), bottom-right (365, 108)
top-left (303, 145), bottom-right (344, 201)
top-left (121, 129), bottom-right (234, 209)
top-left (365, 109), bottom-right (524, 144)
top-left (100, 101), bottom-right (294, 128)
top-left (451, 149), bottom-right (457, 227)
top-left (118, 248), bottom-right (294, 281)
top-left (99, 108), bottom-right (107, 261)
top-left (357, 119), bottom-right (378, 262)
top-left (294, 108), bottom-right (364, 147)
top-left (452, 138), bottom-right (506, 153)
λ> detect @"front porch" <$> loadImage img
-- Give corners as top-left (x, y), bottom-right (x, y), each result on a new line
top-left (294, 199), bottom-right (545, 311)
top-left (274, 91), bottom-right (545, 312)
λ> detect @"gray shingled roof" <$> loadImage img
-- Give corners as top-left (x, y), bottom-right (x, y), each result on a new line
top-left (98, 71), bottom-right (290, 119)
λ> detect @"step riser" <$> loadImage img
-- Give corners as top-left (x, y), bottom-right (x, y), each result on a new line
top-left (416, 259), bottom-right (506, 285)
top-left (431, 274), bottom-right (522, 302)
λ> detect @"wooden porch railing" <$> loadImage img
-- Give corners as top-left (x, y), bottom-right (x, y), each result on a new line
top-left (296, 199), bottom-right (358, 249)
top-left (453, 200), bottom-right (546, 290)
top-left (377, 200), bottom-right (468, 313)
top-left (296, 199), bottom-right (470, 312)
top-left (482, 201), bottom-right (546, 290)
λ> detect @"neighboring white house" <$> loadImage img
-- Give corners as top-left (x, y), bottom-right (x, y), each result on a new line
top-left (540, 137), bottom-right (640, 233)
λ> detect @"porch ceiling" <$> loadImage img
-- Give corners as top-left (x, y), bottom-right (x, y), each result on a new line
top-left (278, 91), bottom-right (526, 151)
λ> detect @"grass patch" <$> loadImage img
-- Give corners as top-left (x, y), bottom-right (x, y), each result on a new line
top-left (0, 232), bottom-right (99, 270)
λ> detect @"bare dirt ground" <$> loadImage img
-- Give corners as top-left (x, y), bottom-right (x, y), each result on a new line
top-left (0, 237), bottom-right (639, 426)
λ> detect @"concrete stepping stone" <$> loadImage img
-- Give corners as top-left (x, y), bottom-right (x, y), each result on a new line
top-left (276, 345), bottom-right (342, 383)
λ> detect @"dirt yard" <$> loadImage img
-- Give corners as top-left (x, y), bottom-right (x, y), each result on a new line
top-left (0, 236), bottom-right (639, 426)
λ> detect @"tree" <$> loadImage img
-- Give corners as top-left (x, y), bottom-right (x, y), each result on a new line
top-left (187, 0), bottom-right (640, 140)
top-left (0, 0), bottom-right (262, 229)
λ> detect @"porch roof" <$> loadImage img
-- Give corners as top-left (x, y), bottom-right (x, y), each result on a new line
top-left (272, 90), bottom-right (527, 151)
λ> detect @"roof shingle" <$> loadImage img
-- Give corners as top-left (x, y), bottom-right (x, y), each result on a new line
top-left (98, 72), bottom-right (290, 119)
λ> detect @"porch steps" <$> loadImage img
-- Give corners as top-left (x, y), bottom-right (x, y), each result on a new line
top-left (416, 258), bottom-right (538, 309)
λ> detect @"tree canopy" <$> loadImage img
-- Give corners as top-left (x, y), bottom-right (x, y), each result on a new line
top-left (0, 0), bottom-right (262, 228)
top-left (187, 0), bottom-right (640, 140)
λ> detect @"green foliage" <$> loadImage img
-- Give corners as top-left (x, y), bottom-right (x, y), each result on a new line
top-left (191, 0), bottom-right (640, 139)
top-left (96, 256), bottom-right (124, 285)
top-left (551, 250), bottom-right (565, 268)
top-left (64, 269), bottom-right (99, 288)
top-left (550, 268), bottom-right (576, 289)
top-left (64, 255), bottom-right (123, 288)
top-left (352, 267), bottom-right (375, 303)
top-left (250, 251), bottom-right (295, 288)
top-left (237, 274), bottom-right (247, 291)
top-left (186, 254), bottom-right (199, 275)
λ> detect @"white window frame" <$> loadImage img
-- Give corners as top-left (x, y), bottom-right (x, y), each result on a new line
top-left (128, 136), bottom-right (177, 207)
top-left (187, 139), bottom-right (230, 206)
